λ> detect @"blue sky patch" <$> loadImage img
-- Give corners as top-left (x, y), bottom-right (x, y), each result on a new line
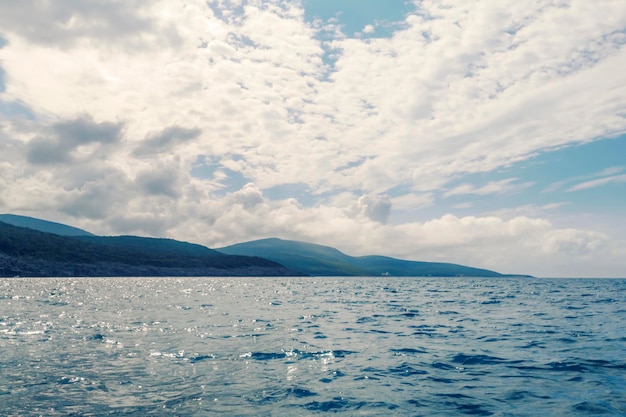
top-left (263, 182), bottom-right (317, 206)
top-left (0, 35), bottom-right (7, 93)
top-left (438, 135), bottom-right (626, 216)
top-left (191, 155), bottom-right (251, 195)
top-left (0, 66), bottom-right (5, 93)
top-left (0, 100), bottom-right (36, 120)
top-left (303, 0), bottom-right (414, 38)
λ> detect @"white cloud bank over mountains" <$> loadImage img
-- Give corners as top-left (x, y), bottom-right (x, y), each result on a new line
top-left (0, 0), bottom-right (625, 277)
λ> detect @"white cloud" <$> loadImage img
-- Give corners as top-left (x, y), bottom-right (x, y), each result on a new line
top-left (545, 166), bottom-right (626, 193)
top-left (362, 24), bottom-right (375, 35)
top-left (542, 228), bottom-right (606, 256)
top-left (230, 182), bottom-right (265, 208)
top-left (3, 0), bottom-right (625, 193)
top-left (391, 193), bottom-right (434, 210)
top-left (444, 178), bottom-right (534, 198)
top-left (0, 0), bottom-right (166, 47)
top-left (567, 173), bottom-right (626, 192)
top-left (487, 202), bottom-right (570, 220)
top-left (354, 194), bottom-right (392, 223)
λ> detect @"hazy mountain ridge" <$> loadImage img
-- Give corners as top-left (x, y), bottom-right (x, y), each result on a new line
top-left (0, 215), bottom-right (530, 277)
top-left (0, 214), bottom-right (94, 236)
top-left (0, 220), bottom-right (299, 277)
top-left (217, 238), bottom-right (524, 277)
top-left (218, 238), bottom-right (370, 276)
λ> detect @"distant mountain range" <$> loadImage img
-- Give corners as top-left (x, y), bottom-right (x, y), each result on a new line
top-left (0, 213), bottom-right (95, 236)
top-left (0, 214), bottom-right (530, 278)
top-left (217, 238), bottom-right (511, 277)
top-left (0, 216), bottom-right (297, 277)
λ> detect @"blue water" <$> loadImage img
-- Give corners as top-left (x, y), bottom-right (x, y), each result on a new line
top-left (1, 277), bottom-right (624, 416)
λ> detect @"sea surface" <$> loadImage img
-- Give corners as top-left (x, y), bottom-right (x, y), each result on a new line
top-left (0, 277), bottom-right (624, 416)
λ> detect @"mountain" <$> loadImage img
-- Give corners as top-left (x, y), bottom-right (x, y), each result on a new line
top-left (352, 255), bottom-right (503, 277)
top-left (0, 221), bottom-right (299, 277)
top-left (0, 214), bottom-right (529, 277)
top-left (75, 235), bottom-right (222, 257)
top-left (218, 238), bottom-right (369, 276)
top-left (217, 238), bottom-right (511, 277)
top-left (0, 214), bottom-right (94, 236)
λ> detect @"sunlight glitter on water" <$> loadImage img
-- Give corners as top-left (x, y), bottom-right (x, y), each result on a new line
top-left (0, 277), bottom-right (625, 416)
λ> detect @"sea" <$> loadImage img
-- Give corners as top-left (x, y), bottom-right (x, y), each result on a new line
top-left (0, 277), bottom-right (624, 416)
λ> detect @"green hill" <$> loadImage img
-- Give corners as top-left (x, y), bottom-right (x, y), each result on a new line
top-left (75, 235), bottom-right (222, 257)
top-left (218, 238), bottom-right (370, 276)
top-left (0, 214), bottom-right (94, 236)
top-left (353, 255), bottom-right (502, 277)
top-left (217, 238), bottom-right (507, 277)
top-left (0, 214), bottom-right (529, 277)
top-left (0, 221), bottom-right (298, 277)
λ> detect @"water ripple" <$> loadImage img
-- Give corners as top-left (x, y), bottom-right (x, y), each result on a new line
top-left (0, 277), bottom-right (624, 416)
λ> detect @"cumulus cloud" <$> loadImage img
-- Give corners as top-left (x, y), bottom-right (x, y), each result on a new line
top-left (354, 194), bottom-right (392, 223)
top-left (542, 229), bottom-right (606, 256)
top-left (0, 0), bottom-right (172, 48)
top-left (2, 0), bottom-right (623, 193)
top-left (136, 166), bottom-right (182, 198)
top-left (361, 25), bottom-right (375, 35)
top-left (158, 191), bottom-right (621, 277)
top-left (133, 126), bottom-right (202, 158)
top-left (391, 193), bottom-right (434, 211)
top-left (230, 182), bottom-right (265, 208)
top-left (26, 115), bottom-right (123, 165)
top-left (58, 180), bottom-right (127, 219)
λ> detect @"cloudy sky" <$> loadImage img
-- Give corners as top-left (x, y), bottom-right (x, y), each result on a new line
top-left (1, 0), bottom-right (625, 277)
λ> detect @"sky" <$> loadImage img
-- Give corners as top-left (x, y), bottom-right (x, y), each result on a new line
top-left (0, 0), bottom-right (625, 277)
